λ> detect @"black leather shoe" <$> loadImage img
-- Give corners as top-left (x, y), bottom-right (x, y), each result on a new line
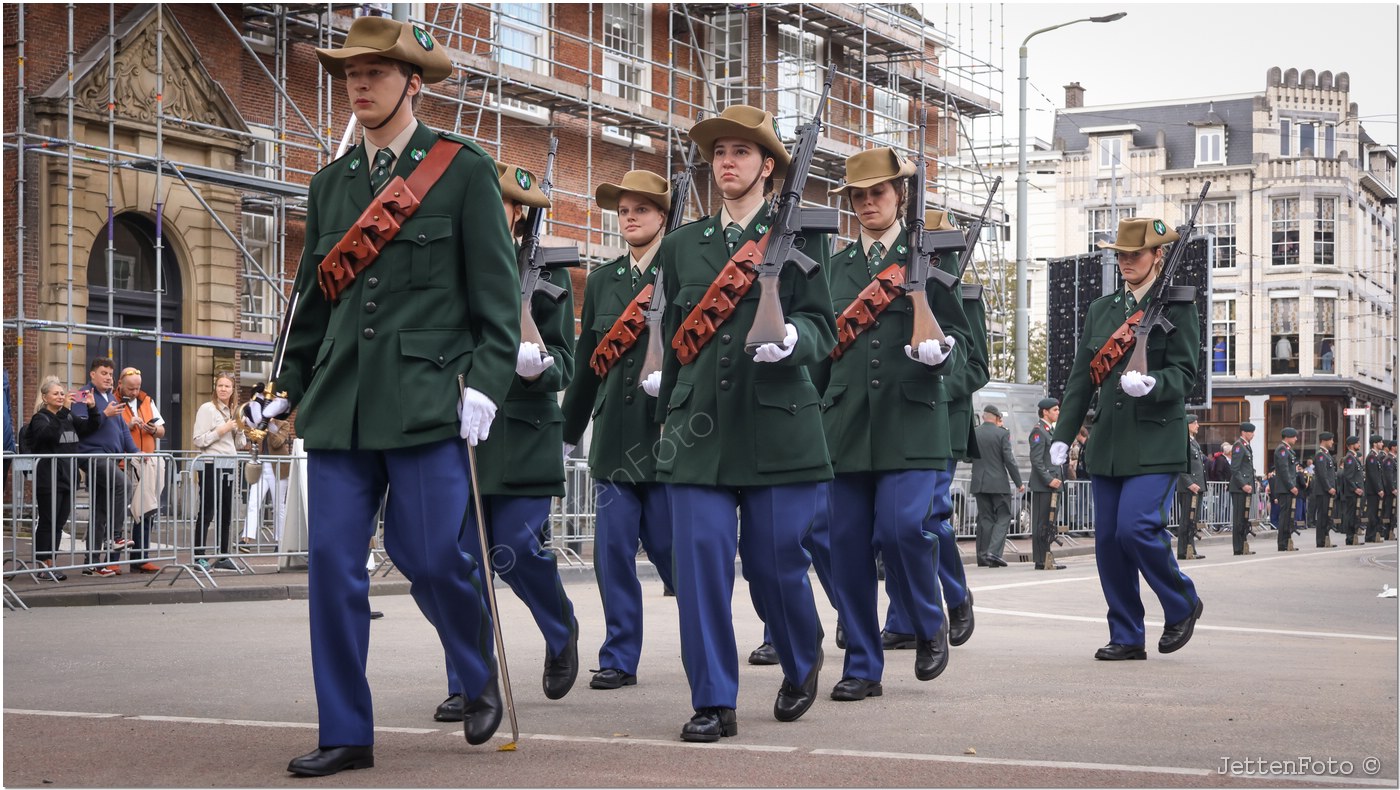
top-left (1159, 598), bottom-right (1204, 654)
top-left (914, 629), bottom-right (949, 681)
top-left (948, 591), bottom-right (974, 647)
top-left (1034, 563), bottom-right (1066, 570)
top-left (985, 554), bottom-right (1008, 568)
top-left (369, 611), bottom-right (385, 620)
top-left (287, 745), bottom-right (373, 776)
top-left (747, 642), bottom-right (779, 665)
top-left (681, 707), bottom-right (737, 742)
top-left (433, 694), bottom-right (464, 722)
top-left (830, 676), bottom-right (883, 701)
top-left (543, 618), bottom-right (579, 700)
top-left (589, 668), bottom-right (637, 690)
top-left (773, 649), bottom-right (822, 722)
top-left (976, 554), bottom-right (989, 567)
top-left (881, 630), bottom-right (916, 650)
top-left (462, 674), bottom-right (503, 745)
top-left (1094, 643), bottom-right (1147, 660)
top-left (1190, 553), bottom-right (1206, 560)
top-left (835, 620), bottom-right (847, 650)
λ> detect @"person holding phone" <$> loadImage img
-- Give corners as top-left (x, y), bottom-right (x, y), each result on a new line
top-left (24, 376), bottom-right (102, 579)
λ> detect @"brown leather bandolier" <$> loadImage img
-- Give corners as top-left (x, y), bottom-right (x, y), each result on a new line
top-left (671, 235), bottom-right (770, 365)
top-left (317, 139), bottom-right (463, 303)
top-left (590, 283), bottom-right (654, 378)
top-left (831, 262), bottom-right (905, 360)
top-left (1088, 309), bottom-right (1144, 386)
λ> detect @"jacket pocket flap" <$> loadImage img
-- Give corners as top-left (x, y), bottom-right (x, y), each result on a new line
top-left (401, 215), bottom-right (453, 247)
top-left (667, 380), bottom-right (693, 413)
top-left (899, 379), bottom-right (938, 408)
top-left (755, 381), bottom-right (819, 414)
top-left (399, 329), bottom-right (473, 368)
top-left (504, 399), bottom-right (563, 430)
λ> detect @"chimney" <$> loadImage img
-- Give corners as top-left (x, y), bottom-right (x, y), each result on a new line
top-left (1064, 82), bottom-right (1085, 108)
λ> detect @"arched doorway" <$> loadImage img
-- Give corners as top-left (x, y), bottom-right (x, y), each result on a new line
top-left (86, 212), bottom-right (184, 451)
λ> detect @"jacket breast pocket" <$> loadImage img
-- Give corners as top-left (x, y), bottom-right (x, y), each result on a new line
top-left (1137, 413), bottom-right (1186, 466)
top-left (753, 380), bottom-right (825, 473)
top-left (398, 329), bottom-right (475, 433)
top-left (899, 379), bottom-right (947, 460)
top-left (391, 215), bottom-right (453, 292)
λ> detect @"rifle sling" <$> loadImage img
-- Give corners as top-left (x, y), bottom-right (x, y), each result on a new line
top-left (590, 283), bottom-right (654, 378)
top-left (316, 138), bottom-right (463, 303)
top-left (670, 234), bottom-right (771, 365)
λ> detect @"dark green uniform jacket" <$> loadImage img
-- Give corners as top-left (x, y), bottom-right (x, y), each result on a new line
top-left (1312, 447), bottom-right (1336, 496)
top-left (818, 232), bottom-right (973, 473)
top-left (1178, 436), bottom-right (1205, 495)
top-left (1051, 287), bottom-right (1199, 476)
top-left (474, 253), bottom-right (575, 497)
top-left (654, 209), bottom-right (837, 486)
top-left (1274, 443), bottom-right (1298, 492)
top-left (948, 280), bottom-right (991, 460)
top-left (1029, 421), bottom-right (1063, 492)
top-left (1341, 451), bottom-right (1364, 497)
top-left (560, 254), bottom-right (662, 483)
top-left (1230, 437), bottom-right (1256, 492)
top-left (280, 123), bottom-right (521, 450)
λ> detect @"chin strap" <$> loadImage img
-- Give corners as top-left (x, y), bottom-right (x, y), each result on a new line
top-left (363, 77), bottom-right (413, 131)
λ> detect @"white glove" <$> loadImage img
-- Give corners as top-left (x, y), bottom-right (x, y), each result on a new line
top-left (242, 401), bottom-right (263, 429)
top-left (457, 387), bottom-right (498, 446)
top-left (563, 442), bottom-right (575, 463)
top-left (752, 323), bottom-right (798, 364)
top-left (1120, 370), bottom-right (1156, 398)
top-left (1050, 441), bottom-right (1069, 467)
top-left (641, 371), bottom-right (662, 397)
top-left (905, 336), bottom-right (955, 367)
top-left (515, 342), bottom-right (555, 379)
top-left (263, 396), bottom-right (289, 419)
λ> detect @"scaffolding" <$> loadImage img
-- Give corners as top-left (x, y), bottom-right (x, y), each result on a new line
top-left (3, 3), bottom-right (1006, 448)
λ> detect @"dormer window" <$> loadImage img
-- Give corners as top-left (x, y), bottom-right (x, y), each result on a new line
top-left (1098, 137), bottom-right (1122, 171)
top-left (1195, 127), bottom-right (1224, 165)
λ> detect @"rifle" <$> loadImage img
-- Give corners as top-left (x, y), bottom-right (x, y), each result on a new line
top-left (1122, 181), bottom-right (1211, 377)
top-left (1041, 490), bottom-right (1064, 567)
top-left (744, 63), bottom-right (841, 354)
top-left (638, 115), bottom-right (705, 386)
top-left (901, 107), bottom-right (966, 354)
top-left (956, 176), bottom-right (1002, 279)
top-left (517, 136), bottom-right (580, 350)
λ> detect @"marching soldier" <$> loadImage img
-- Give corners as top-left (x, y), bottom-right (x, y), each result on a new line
top-left (640, 105), bottom-right (837, 741)
top-left (1029, 397), bottom-right (1066, 570)
top-left (438, 160), bottom-right (581, 723)
top-left (819, 148), bottom-right (973, 700)
top-left (1310, 432), bottom-right (1338, 548)
top-left (1340, 435), bottom-right (1366, 544)
top-left (1229, 423), bottom-right (1258, 555)
top-left (560, 169), bottom-right (676, 691)
top-left (1176, 414), bottom-right (1206, 560)
top-left (1049, 217), bottom-right (1203, 661)
top-left (1364, 434), bottom-right (1387, 542)
top-left (280, 18), bottom-right (520, 775)
top-left (1273, 427), bottom-right (1300, 551)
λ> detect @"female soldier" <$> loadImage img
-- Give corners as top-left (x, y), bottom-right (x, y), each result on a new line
top-left (1049, 217), bottom-right (1204, 660)
top-left (561, 169), bottom-right (676, 691)
top-left (821, 149), bottom-right (973, 699)
top-left (435, 159), bottom-right (579, 722)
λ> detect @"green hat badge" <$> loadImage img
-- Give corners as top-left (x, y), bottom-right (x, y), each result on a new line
top-left (413, 27), bottom-right (434, 51)
top-left (515, 168), bottom-right (532, 190)
top-left (1153, 220), bottom-right (1167, 235)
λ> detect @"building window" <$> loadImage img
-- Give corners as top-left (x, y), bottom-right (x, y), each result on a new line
top-left (1195, 200), bottom-right (1237, 269)
top-left (599, 209), bottom-right (622, 251)
top-left (1324, 124), bottom-right (1336, 158)
top-left (1098, 137), bottom-right (1123, 172)
top-left (1195, 128), bottom-right (1224, 165)
top-left (702, 11), bottom-right (746, 111)
top-left (1280, 119), bottom-right (1291, 156)
top-left (1271, 297), bottom-right (1299, 375)
top-left (1299, 122), bottom-right (1316, 156)
top-left (1087, 206), bottom-right (1134, 252)
top-left (1314, 197), bottom-right (1336, 266)
top-left (1211, 299), bottom-right (1236, 375)
top-left (1271, 197), bottom-right (1300, 266)
top-left (1314, 296), bottom-right (1336, 374)
top-left (493, 3), bottom-right (550, 120)
top-left (871, 87), bottom-right (908, 148)
top-left (600, 3), bottom-right (650, 145)
top-left (775, 24), bottom-right (822, 139)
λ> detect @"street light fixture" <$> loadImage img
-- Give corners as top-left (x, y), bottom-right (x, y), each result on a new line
top-left (1015, 11), bottom-right (1126, 384)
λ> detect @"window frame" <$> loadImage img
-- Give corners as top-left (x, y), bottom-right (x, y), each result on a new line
top-left (775, 24), bottom-right (824, 140)
top-left (1195, 127), bottom-right (1225, 166)
top-left (492, 2), bottom-right (551, 122)
top-left (1313, 292), bottom-right (1337, 375)
top-left (1270, 197), bottom-right (1300, 266)
top-left (1097, 136), bottom-right (1123, 172)
top-left (1211, 297), bottom-right (1237, 376)
top-left (1313, 196), bottom-right (1336, 266)
top-left (1086, 206), bottom-right (1134, 253)
top-left (1270, 295), bottom-right (1300, 375)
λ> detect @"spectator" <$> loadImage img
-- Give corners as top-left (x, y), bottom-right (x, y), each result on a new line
top-left (970, 404), bottom-right (1023, 567)
top-left (241, 384), bottom-right (292, 549)
top-left (23, 376), bottom-right (101, 580)
top-left (116, 367), bottom-right (166, 573)
top-left (1207, 442), bottom-right (1232, 482)
top-left (70, 357), bottom-right (137, 573)
top-left (191, 371), bottom-right (246, 571)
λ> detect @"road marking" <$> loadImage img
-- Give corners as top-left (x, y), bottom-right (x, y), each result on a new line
top-left (973, 607), bottom-right (1397, 642)
top-left (525, 732), bottom-right (796, 753)
top-left (3, 709), bottom-right (122, 719)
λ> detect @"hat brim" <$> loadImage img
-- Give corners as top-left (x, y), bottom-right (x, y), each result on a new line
top-left (595, 183), bottom-right (671, 213)
top-left (829, 165), bottom-right (916, 196)
top-left (1095, 239), bottom-right (1154, 252)
top-left (315, 45), bottom-right (453, 84)
top-left (689, 117), bottom-right (791, 178)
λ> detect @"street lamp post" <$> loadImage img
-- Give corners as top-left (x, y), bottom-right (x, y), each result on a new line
top-left (1015, 12), bottom-right (1126, 384)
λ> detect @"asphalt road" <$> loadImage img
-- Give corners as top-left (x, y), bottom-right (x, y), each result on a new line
top-left (4, 539), bottom-right (1397, 788)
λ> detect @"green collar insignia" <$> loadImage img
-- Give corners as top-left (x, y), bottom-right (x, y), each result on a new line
top-left (410, 148), bottom-right (425, 161)
top-left (703, 226), bottom-right (714, 237)
top-left (349, 158), bottom-right (360, 170)
top-left (896, 244), bottom-right (907, 255)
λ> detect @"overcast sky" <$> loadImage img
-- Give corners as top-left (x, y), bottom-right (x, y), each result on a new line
top-left (927, 3), bottom-right (1399, 149)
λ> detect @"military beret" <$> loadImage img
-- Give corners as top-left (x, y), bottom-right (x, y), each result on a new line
top-left (1371, 434), bottom-right (1384, 444)
top-left (1319, 431), bottom-right (1334, 441)
top-left (1240, 422), bottom-right (1256, 432)
top-left (1037, 397), bottom-right (1059, 411)
top-left (1346, 435), bottom-right (1361, 446)
top-left (1388, 440), bottom-right (1397, 448)
top-left (1281, 427), bottom-right (1298, 438)
top-left (1187, 414), bottom-right (1199, 424)
top-left (982, 404), bottom-right (1002, 417)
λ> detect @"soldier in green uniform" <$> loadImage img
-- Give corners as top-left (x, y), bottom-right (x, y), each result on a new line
top-left (1311, 432), bottom-right (1338, 547)
top-left (1340, 435), bottom-right (1366, 544)
top-left (1176, 414), bottom-right (1206, 560)
top-left (819, 148), bottom-right (973, 699)
top-left (1229, 423), bottom-right (1258, 555)
top-left (437, 161), bottom-right (580, 722)
top-left (278, 17), bottom-right (520, 775)
top-left (1364, 434), bottom-right (1387, 542)
top-left (560, 169), bottom-right (676, 691)
top-left (1029, 397), bottom-right (1066, 570)
top-left (640, 105), bottom-right (837, 741)
top-left (1273, 427), bottom-right (1301, 551)
top-left (1049, 217), bottom-right (1202, 660)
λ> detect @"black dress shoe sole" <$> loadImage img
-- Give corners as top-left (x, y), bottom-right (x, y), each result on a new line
top-left (1094, 646), bottom-right (1147, 660)
top-left (681, 711), bottom-right (738, 742)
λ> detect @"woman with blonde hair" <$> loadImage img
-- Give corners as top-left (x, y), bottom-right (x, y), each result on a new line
top-left (23, 375), bottom-right (102, 579)
top-left (192, 371), bottom-right (246, 570)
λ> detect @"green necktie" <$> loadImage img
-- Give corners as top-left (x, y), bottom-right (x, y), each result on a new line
top-left (1125, 290), bottom-right (1138, 314)
top-left (369, 148), bottom-right (396, 193)
top-left (724, 222), bottom-right (743, 252)
top-left (869, 240), bottom-right (886, 270)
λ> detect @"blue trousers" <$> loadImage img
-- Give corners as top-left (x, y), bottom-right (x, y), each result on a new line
top-left (307, 440), bottom-right (491, 747)
top-left (593, 480), bottom-right (675, 675)
top-left (446, 494), bottom-right (575, 695)
top-left (885, 461), bottom-right (964, 635)
top-left (761, 481), bottom-right (838, 644)
top-left (668, 483), bottom-right (822, 711)
top-left (830, 470), bottom-right (942, 682)
top-left (1091, 474), bottom-right (1199, 647)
